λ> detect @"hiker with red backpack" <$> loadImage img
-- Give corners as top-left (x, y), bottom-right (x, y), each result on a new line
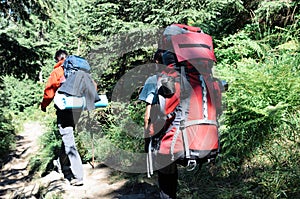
top-left (139, 24), bottom-right (226, 198)
top-left (40, 50), bottom-right (99, 186)
top-left (139, 49), bottom-right (178, 198)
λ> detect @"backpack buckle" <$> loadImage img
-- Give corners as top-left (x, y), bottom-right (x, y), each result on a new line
top-left (186, 159), bottom-right (197, 171)
top-left (179, 120), bottom-right (185, 130)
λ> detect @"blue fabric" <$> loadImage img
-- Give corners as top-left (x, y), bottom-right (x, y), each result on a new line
top-left (58, 70), bottom-right (99, 111)
top-left (139, 75), bottom-right (158, 104)
top-left (63, 55), bottom-right (91, 78)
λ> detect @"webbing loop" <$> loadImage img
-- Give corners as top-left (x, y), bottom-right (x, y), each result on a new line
top-left (186, 160), bottom-right (197, 171)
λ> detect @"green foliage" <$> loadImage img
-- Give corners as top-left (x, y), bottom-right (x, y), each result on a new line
top-left (219, 49), bottom-right (300, 161)
top-left (215, 30), bottom-right (269, 66)
top-left (71, 102), bottom-right (146, 171)
top-left (0, 77), bottom-right (15, 161)
top-left (98, 102), bottom-right (144, 152)
top-left (253, 0), bottom-right (298, 31)
top-left (0, 0), bottom-right (52, 24)
top-left (0, 0), bottom-right (54, 80)
top-left (0, 114), bottom-right (15, 159)
top-left (208, 34), bottom-right (300, 197)
top-left (3, 76), bottom-right (43, 114)
top-left (0, 33), bottom-right (44, 80)
top-left (0, 0), bottom-right (299, 197)
top-left (64, 101), bottom-right (145, 166)
top-left (90, 48), bottom-right (154, 96)
top-left (0, 102), bottom-right (15, 161)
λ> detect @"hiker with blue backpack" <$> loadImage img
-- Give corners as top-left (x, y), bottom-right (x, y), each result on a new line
top-left (40, 50), bottom-right (99, 186)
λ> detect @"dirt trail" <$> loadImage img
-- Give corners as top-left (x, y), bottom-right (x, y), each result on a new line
top-left (0, 121), bottom-right (43, 198)
top-left (0, 121), bottom-right (159, 199)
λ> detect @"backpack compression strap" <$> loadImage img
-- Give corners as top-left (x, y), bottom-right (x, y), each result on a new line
top-left (170, 66), bottom-right (192, 161)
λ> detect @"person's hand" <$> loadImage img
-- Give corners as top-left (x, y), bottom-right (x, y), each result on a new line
top-left (41, 107), bottom-right (46, 112)
top-left (144, 137), bottom-right (151, 153)
top-left (40, 103), bottom-right (46, 112)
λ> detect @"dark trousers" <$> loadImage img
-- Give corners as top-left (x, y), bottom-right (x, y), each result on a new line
top-left (158, 162), bottom-right (178, 199)
top-left (56, 108), bottom-right (81, 129)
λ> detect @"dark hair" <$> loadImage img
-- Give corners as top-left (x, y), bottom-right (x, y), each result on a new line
top-left (54, 50), bottom-right (68, 62)
top-left (153, 49), bottom-right (164, 64)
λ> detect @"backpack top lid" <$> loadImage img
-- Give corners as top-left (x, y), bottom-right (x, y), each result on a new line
top-left (163, 24), bottom-right (216, 62)
top-left (63, 55), bottom-right (91, 77)
top-left (172, 32), bottom-right (216, 62)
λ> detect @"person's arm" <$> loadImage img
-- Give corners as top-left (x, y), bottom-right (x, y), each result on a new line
top-left (40, 68), bottom-right (62, 111)
top-left (144, 103), bottom-right (151, 130)
top-left (143, 103), bottom-right (152, 153)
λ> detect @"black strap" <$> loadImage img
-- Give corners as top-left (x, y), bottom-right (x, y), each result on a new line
top-left (178, 43), bottom-right (211, 50)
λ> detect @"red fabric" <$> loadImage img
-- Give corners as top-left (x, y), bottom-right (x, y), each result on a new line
top-left (40, 59), bottom-right (65, 109)
top-left (158, 61), bottom-right (221, 157)
top-left (159, 125), bottom-right (219, 155)
top-left (171, 32), bottom-right (216, 62)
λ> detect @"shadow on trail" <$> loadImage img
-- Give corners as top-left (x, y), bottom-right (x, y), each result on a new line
top-left (92, 164), bottom-right (161, 199)
top-left (111, 181), bottom-right (160, 199)
top-left (0, 135), bottom-right (25, 168)
top-left (0, 134), bottom-right (36, 198)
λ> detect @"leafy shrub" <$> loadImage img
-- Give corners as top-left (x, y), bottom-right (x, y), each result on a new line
top-left (215, 30), bottom-right (269, 68)
top-left (3, 75), bottom-right (43, 114)
top-left (100, 102), bottom-right (144, 152)
top-left (209, 38), bottom-right (300, 197)
top-left (0, 122), bottom-right (14, 153)
top-left (0, 109), bottom-right (15, 161)
top-left (0, 77), bottom-right (15, 161)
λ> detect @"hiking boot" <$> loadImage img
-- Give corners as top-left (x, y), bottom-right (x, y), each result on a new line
top-left (53, 158), bottom-right (62, 174)
top-left (70, 178), bottom-right (84, 186)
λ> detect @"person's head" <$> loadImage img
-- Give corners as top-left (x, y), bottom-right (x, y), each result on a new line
top-left (153, 49), bottom-right (164, 64)
top-left (54, 50), bottom-right (68, 62)
top-left (153, 49), bottom-right (165, 73)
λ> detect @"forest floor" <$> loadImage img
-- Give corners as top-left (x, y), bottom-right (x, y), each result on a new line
top-left (0, 121), bottom-right (160, 199)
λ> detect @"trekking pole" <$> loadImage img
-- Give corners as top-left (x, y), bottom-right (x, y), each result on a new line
top-left (87, 111), bottom-right (95, 169)
top-left (91, 130), bottom-right (95, 169)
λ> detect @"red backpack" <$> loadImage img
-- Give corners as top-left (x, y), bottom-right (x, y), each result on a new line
top-left (146, 24), bottom-right (224, 175)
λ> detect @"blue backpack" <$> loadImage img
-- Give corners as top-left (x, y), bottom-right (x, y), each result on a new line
top-left (63, 55), bottom-right (91, 78)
